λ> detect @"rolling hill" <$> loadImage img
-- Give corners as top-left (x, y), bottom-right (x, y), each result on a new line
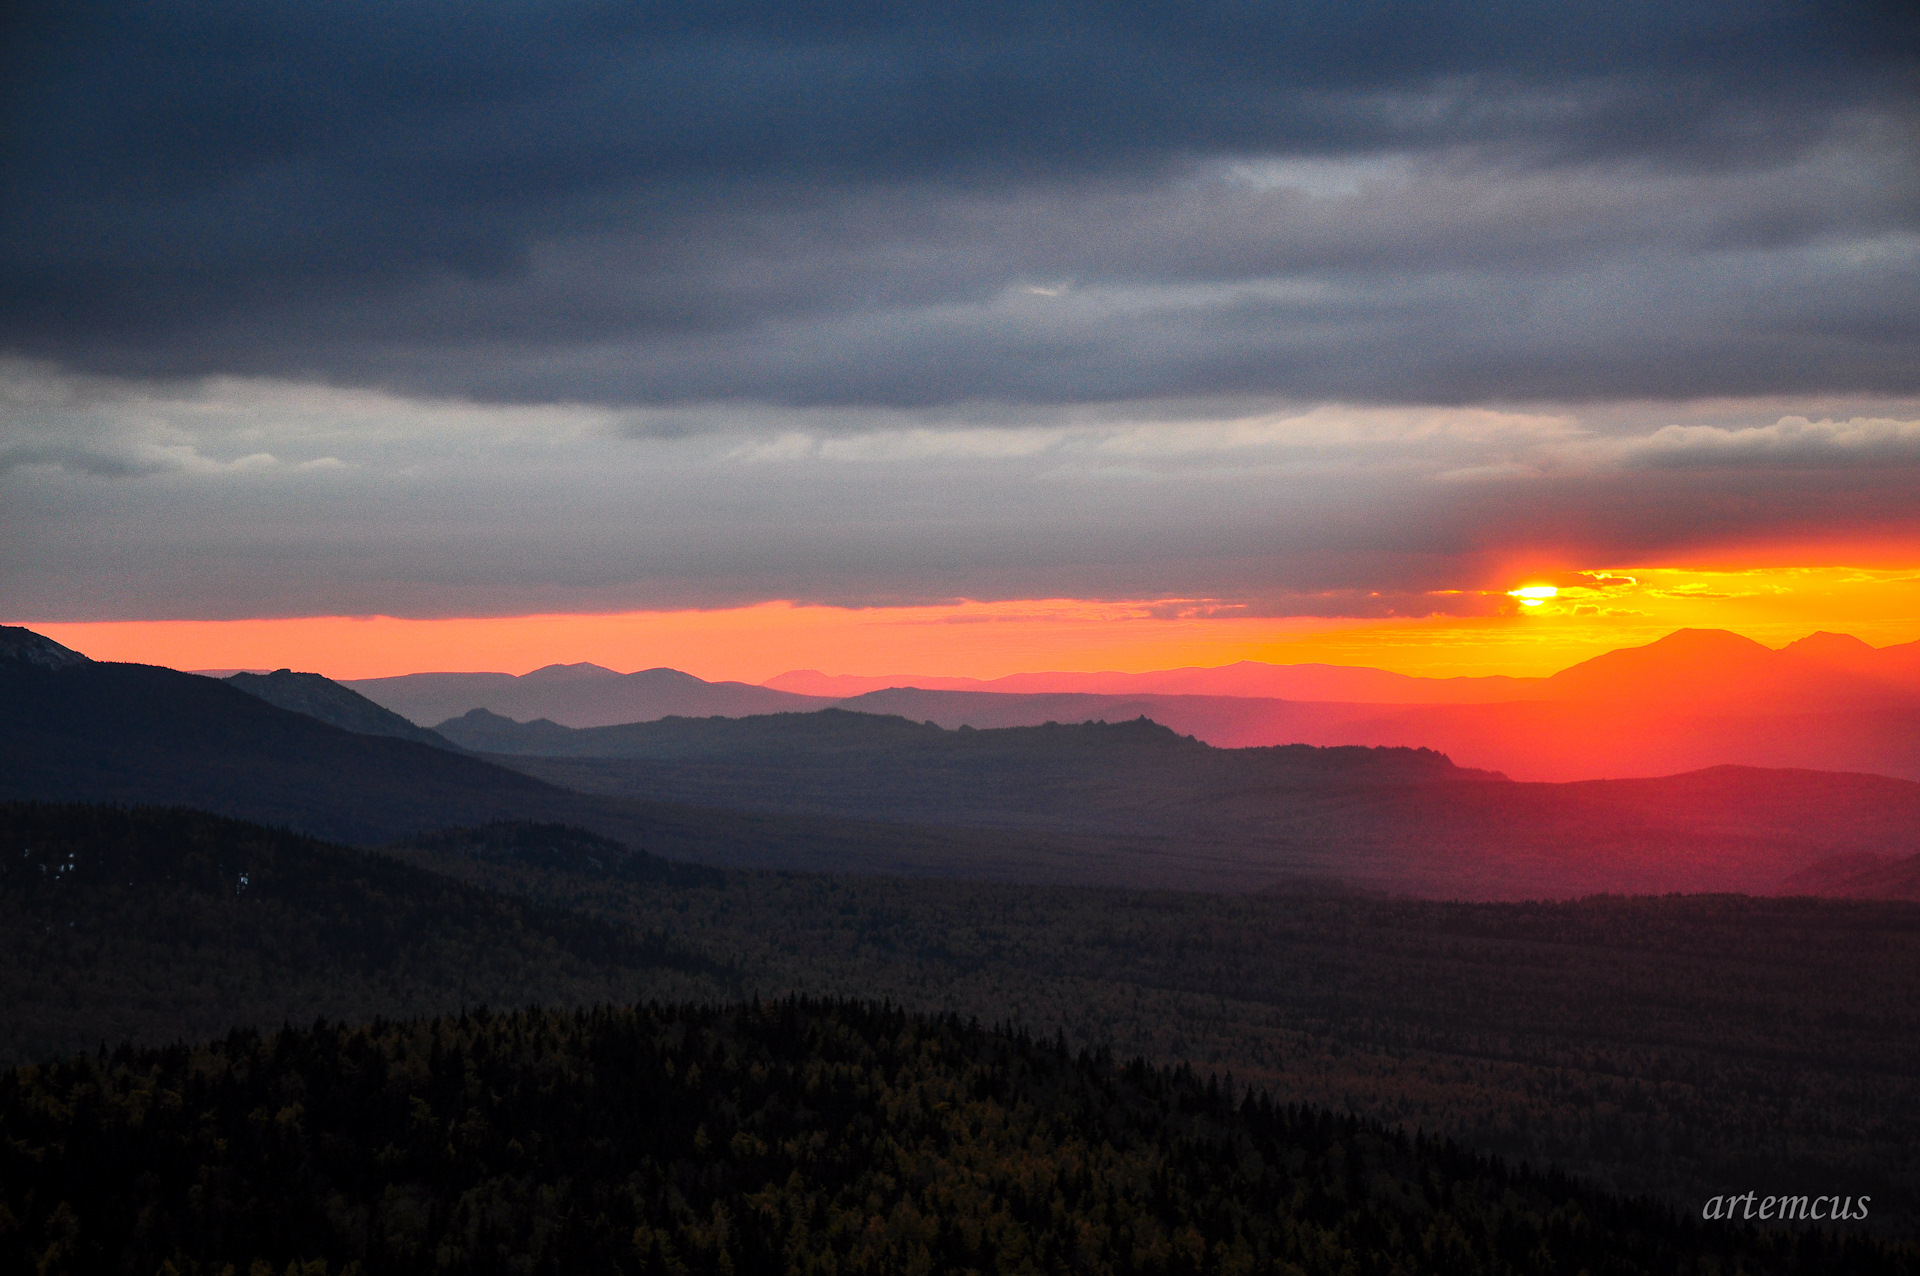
top-left (768, 660), bottom-right (1547, 702)
top-left (225, 667), bottom-right (464, 750)
top-left (341, 628), bottom-right (1920, 781)
top-left (345, 662), bottom-right (825, 728)
top-left (0, 631), bottom-right (569, 844)
top-left (0, 628), bottom-right (1367, 890)
top-left (442, 704), bottom-right (1920, 898)
top-left (13, 625), bottom-right (1920, 898)
top-left (773, 628), bottom-right (1920, 707)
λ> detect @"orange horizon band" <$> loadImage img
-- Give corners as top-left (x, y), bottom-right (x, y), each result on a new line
top-left (12, 564), bottom-right (1920, 683)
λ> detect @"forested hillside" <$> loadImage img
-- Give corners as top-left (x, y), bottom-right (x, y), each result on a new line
top-left (15, 805), bottom-right (1920, 1235)
top-left (400, 822), bottom-right (1920, 1236)
top-left (6, 1001), bottom-right (1909, 1275)
top-left (0, 805), bottom-right (724, 1062)
top-left (10, 806), bottom-right (1919, 1241)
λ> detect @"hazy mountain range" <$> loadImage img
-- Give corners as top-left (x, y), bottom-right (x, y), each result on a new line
top-left (772, 629), bottom-right (1920, 704)
top-left (341, 628), bottom-right (1920, 781)
top-left (11, 624), bottom-right (1920, 899)
top-left (344, 664), bottom-right (813, 730)
top-left (765, 662), bottom-right (1546, 702)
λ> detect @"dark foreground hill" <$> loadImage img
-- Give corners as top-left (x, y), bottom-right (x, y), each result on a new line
top-left (9, 805), bottom-right (1920, 1237)
top-left (405, 822), bottom-right (1920, 1236)
top-left (0, 804), bottom-right (724, 1062)
top-left (225, 668), bottom-right (464, 750)
top-left (0, 654), bottom-right (571, 845)
top-left (5, 1001), bottom-right (1909, 1276)
top-left (0, 653), bottom-right (1016, 884)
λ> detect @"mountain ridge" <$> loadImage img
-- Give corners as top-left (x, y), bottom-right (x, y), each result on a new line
top-left (338, 627), bottom-right (1920, 780)
top-left (226, 668), bottom-right (464, 750)
top-left (0, 624), bottom-right (91, 670)
top-left (346, 664), bottom-right (824, 728)
top-left (14, 625), bottom-right (1920, 896)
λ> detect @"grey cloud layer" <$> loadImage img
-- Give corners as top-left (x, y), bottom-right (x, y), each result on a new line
top-left (7, 3), bottom-right (1917, 623)
top-left (6, 365), bottom-right (1918, 620)
top-left (3, 0), bottom-right (1916, 406)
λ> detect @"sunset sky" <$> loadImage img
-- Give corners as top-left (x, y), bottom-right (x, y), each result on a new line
top-left (5, 3), bottom-right (1917, 681)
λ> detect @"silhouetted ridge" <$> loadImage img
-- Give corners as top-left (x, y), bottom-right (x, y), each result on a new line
top-left (437, 703), bottom-right (1495, 781)
top-left (226, 668), bottom-right (463, 750)
top-left (11, 625), bottom-right (1920, 897)
top-left (0, 644), bottom-right (567, 844)
top-left (435, 706), bottom-right (579, 752)
top-left (0, 624), bottom-right (89, 669)
top-left (348, 663), bottom-right (823, 729)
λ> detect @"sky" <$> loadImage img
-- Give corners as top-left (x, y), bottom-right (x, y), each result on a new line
top-left (4, 2), bottom-right (1918, 679)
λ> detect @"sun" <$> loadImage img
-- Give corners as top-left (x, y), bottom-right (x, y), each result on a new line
top-left (1508, 585), bottom-right (1558, 608)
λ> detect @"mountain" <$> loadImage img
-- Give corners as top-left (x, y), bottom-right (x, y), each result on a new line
top-left (15, 625), bottom-right (1920, 898)
top-left (1542, 627), bottom-right (1920, 711)
top-left (0, 647), bottom-right (574, 844)
top-left (434, 706), bottom-right (583, 752)
top-left (402, 629), bottom-right (1920, 781)
top-left (348, 628), bottom-right (1920, 780)
top-left (347, 662), bottom-right (827, 727)
top-left (769, 629), bottom-right (1920, 708)
top-left (768, 661), bottom-right (1546, 702)
top-left (0, 632), bottom-right (1343, 890)
top-left (445, 706), bottom-right (1920, 898)
top-left (0, 623), bottom-right (90, 668)
top-left (437, 702), bottom-right (1486, 779)
top-left (225, 668), bottom-right (463, 749)
top-left (799, 631), bottom-right (1920, 782)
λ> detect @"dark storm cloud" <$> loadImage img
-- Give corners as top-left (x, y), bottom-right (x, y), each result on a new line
top-left (2, 0), bottom-right (1917, 406)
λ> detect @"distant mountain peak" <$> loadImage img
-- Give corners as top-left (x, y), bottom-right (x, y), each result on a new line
top-left (0, 626), bottom-right (91, 669)
top-left (1782, 631), bottom-right (1877, 659)
top-left (226, 669), bottom-right (463, 751)
top-left (1642, 627), bottom-right (1773, 653)
top-left (519, 662), bottom-right (625, 683)
top-left (624, 667), bottom-right (714, 686)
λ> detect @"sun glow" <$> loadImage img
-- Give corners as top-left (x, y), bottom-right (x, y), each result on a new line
top-left (14, 565), bottom-right (1920, 683)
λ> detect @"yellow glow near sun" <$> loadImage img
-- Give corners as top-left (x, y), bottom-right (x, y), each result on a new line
top-left (18, 566), bottom-right (1920, 684)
